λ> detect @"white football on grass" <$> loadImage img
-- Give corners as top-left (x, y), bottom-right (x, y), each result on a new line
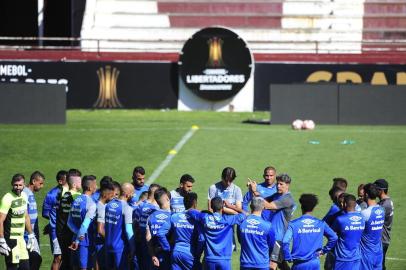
top-left (303, 120), bottom-right (315, 130)
top-left (292, 119), bottom-right (304, 130)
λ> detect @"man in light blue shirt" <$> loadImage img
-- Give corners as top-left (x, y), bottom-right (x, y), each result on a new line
top-left (360, 183), bottom-right (385, 270)
top-left (170, 174), bottom-right (195, 213)
top-left (331, 194), bottom-right (365, 270)
top-left (282, 194), bottom-right (337, 270)
top-left (188, 196), bottom-right (246, 270)
top-left (240, 197), bottom-right (275, 270)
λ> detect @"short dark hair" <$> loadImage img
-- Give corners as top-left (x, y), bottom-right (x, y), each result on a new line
top-left (56, 170), bottom-right (68, 181)
top-left (82, 175), bottom-right (97, 191)
top-left (148, 183), bottom-right (161, 197)
top-left (221, 167), bottom-right (236, 182)
top-left (100, 176), bottom-right (113, 189)
top-left (184, 192), bottom-right (198, 210)
top-left (332, 178), bottom-right (348, 191)
top-left (276, 173), bottom-right (291, 184)
top-left (329, 186), bottom-right (344, 202)
top-left (154, 187), bottom-right (170, 207)
top-left (30, 171), bottom-right (45, 184)
top-left (112, 181), bottom-right (122, 196)
top-left (263, 166), bottom-right (276, 174)
top-left (133, 166), bottom-right (145, 176)
top-left (211, 197), bottom-right (223, 212)
top-left (363, 183), bottom-right (379, 200)
top-left (100, 180), bottom-right (114, 193)
top-left (180, 174), bottom-right (194, 184)
top-left (299, 194), bottom-right (318, 213)
top-left (68, 168), bottom-right (82, 177)
top-left (11, 173), bottom-right (25, 185)
top-left (343, 194), bottom-right (357, 210)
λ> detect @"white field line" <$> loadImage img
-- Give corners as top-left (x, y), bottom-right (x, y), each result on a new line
top-left (146, 125), bottom-right (199, 184)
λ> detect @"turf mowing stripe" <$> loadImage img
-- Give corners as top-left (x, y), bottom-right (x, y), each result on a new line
top-left (146, 125), bottom-right (199, 184)
top-left (387, 257), bottom-right (406, 261)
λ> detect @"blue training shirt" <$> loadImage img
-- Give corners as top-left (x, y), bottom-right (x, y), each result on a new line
top-left (323, 203), bottom-right (343, 227)
top-left (68, 194), bottom-right (97, 246)
top-left (282, 214), bottom-right (338, 263)
top-left (42, 185), bottom-right (66, 241)
top-left (104, 198), bottom-right (133, 252)
top-left (170, 189), bottom-right (185, 213)
top-left (242, 182), bottom-right (277, 220)
top-left (188, 209), bottom-right (245, 262)
top-left (128, 184), bottom-right (149, 206)
top-left (239, 214), bottom-right (275, 269)
top-left (331, 211), bottom-right (365, 261)
top-left (147, 209), bottom-right (172, 251)
top-left (360, 205), bottom-right (385, 255)
top-left (23, 187), bottom-right (40, 242)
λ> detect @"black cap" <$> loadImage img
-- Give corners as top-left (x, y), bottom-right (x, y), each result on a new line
top-left (374, 179), bottom-right (388, 190)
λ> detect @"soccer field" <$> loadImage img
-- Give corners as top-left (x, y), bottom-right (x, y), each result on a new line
top-left (0, 110), bottom-right (405, 269)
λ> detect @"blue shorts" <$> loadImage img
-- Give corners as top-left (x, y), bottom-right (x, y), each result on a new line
top-left (334, 259), bottom-right (360, 270)
top-left (360, 252), bottom-right (382, 270)
top-left (172, 250), bottom-right (193, 270)
top-left (292, 258), bottom-right (320, 270)
top-left (106, 249), bottom-right (128, 270)
top-left (71, 245), bottom-right (95, 269)
top-left (205, 260), bottom-right (231, 270)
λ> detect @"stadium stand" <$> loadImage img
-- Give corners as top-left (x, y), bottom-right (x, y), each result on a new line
top-left (0, 0), bottom-right (405, 61)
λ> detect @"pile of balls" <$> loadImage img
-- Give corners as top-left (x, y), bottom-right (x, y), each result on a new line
top-left (291, 119), bottom-right (316, 130)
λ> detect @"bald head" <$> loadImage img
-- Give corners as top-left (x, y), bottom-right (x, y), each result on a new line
top-left (121, 182), bottom-right (134, 200)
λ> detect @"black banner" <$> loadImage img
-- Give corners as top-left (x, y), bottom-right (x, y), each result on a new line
top-left (0, 62), bottom-right (178, 109)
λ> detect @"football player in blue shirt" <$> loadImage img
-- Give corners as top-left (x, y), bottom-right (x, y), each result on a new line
top-left (282, 194), bottom-right (337, 270)
top-left (157, 192), bottom-right (203, 270)
top-left (322, 187), bottom-right (345, 270)
top-left (146, 187), bottom-right (172, 270)
top-left (170, 174), bottom-right (194, 213)
top-left (331, 194), bottom-right (365, 270)
top-left (95, 180), bottom-right (115, 270)
top-left (188, 196), bottom-right (246, 270)
top-left (92, 176), bottom-right (113, 202)
top-left (42, 170), bottom-right (68, 270)
top-left (261, 173), bottom-right (296, 270)
top-left (68, 175), bottom-right (98, 270)
top-left (240, 197), bottom-right (275, 270)
top-left (243, 166), bottom-right (277, 219)
top-left (134, 183), bottom-right (160, 269)
top-left (23, 171), bottom-right (45, 270)
top-left (129, 166), bottom-right (149, 206)
top-left (103, 183), bottom-right (135, 270)
top-left (360, 183), bottom-right (385, 270)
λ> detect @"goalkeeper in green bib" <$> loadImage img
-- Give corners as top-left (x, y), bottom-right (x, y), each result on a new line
top-left (0, 174), bottom-right (39, 270)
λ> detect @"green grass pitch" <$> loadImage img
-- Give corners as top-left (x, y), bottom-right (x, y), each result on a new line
top-left (0, 110), bottom-right (405, 269)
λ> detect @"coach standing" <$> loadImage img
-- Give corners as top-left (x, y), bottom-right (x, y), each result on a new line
top-left (374, 179), bottom-right (394, 270)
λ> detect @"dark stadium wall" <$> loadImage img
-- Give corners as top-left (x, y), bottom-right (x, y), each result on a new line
top-left (254, 63), bottom-right (406, 111)
top-left (0, 59), bottom-right (404, 110)
top-left (0, 0), bottom-right (38, 46)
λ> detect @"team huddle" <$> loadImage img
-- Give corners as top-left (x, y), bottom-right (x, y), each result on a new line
top-left (0, 166), bottom-right (394, 270)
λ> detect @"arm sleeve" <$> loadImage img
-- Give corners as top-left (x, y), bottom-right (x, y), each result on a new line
top-left (235, 186), bottom-right (243, 203)
top-left (207, 184), bottom-right (216, 200)
top-left (273, 195), bottom-right (294, 210)
top-left (187, 209), bottom-right (201, 222)
top-left (157, 218), bottom-right (171, 251)
top-left (322, 222), bottom-right (338, 254)
top-left (76, 217), bottom-right (91, 240)
top-left (267, 225), bottom-right (276, 253)
top-left (124, 204), bottom-right (133, 224)
top-left (42, 193), bottom-right (52, 219)
top-left (0, 194), bottom-right (11, 214)
top-left (97, 203), bottom-right (105, 224)
top-left (228, 213), bottom-right (246, 225)
top-left (125, 223), bottom-right (134, 241)
top-left (242, 191), bottom-right (252, 212)
top-left (282, 225), bottom-right (293, 262)
top-left (76, 201), bottom-right (97, 239)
